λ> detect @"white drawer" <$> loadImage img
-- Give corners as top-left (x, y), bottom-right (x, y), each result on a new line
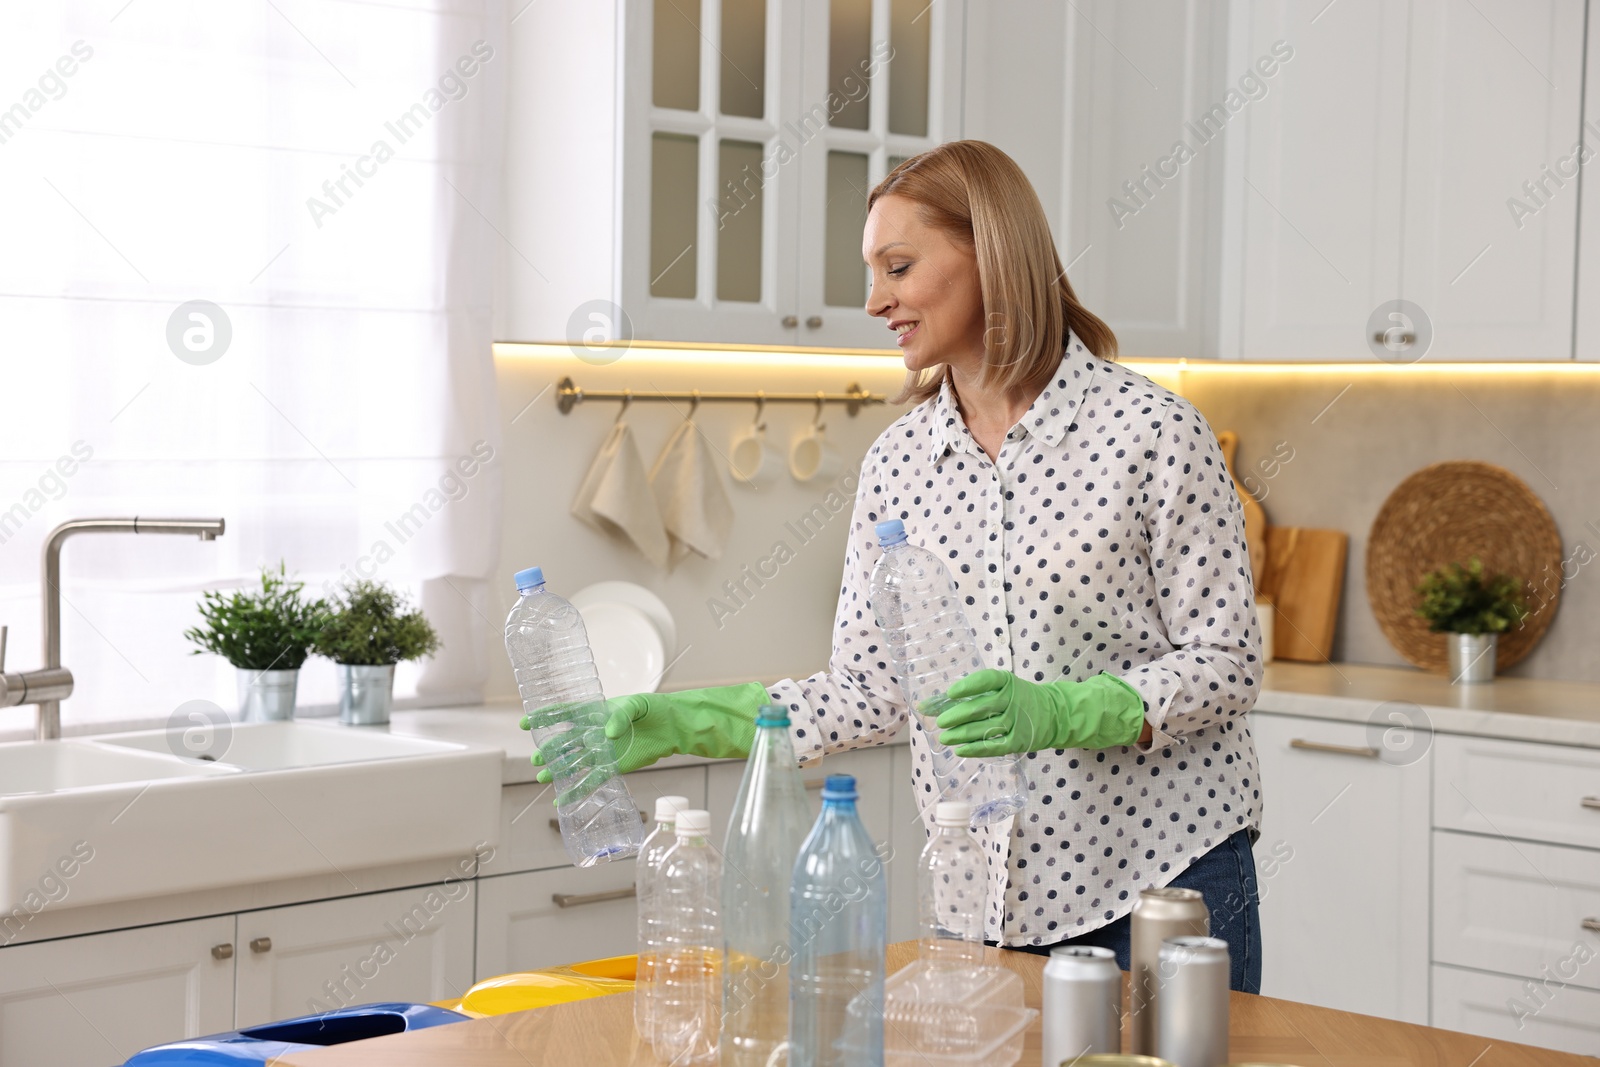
top-left (1434, 734), bottom-right (1600, 849)
top-left (482, 765), bottom-right (706, 876)
top-left (1432, 963), bottom-right (1600, 1057)
top-left (475, 861), bottom-right (639, 980)
top-left (1432, 830), bottom-right (1600, 990)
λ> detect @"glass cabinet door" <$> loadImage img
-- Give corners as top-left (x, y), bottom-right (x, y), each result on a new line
top-left (620, 0), bottom-right (805, 345)
top-left (795, 0), bottom-right (963, 350)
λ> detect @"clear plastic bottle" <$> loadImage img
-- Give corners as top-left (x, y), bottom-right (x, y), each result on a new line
top-left (917, 800), bottom-right (988, 969)
top-left (503, 565), bottom-right (646, 867)
top-left (721, 706), bottom-right (813, 1067)
top-left (868, 519), bottom-right (1027, 825)
top-left (655, 808), bottom-right (722, 1066)
top-left (789, 774), bottom-right (886, 1067)
top-left (635, 794), bottom-right (691, 1044)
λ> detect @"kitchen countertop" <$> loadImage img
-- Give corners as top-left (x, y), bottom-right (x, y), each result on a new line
top-left (1257, 661), bottom-right (1600, 749)
top-left (380, 662), bottom-right (1600, 786)
top-left (278, 940), bottom-right (1590, 1066)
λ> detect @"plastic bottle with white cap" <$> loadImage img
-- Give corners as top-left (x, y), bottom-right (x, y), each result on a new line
top-left (635, 794), bottom-right (691, 1044)
top-left (917, 800), bottom-right (987, 969)
top-left (655, 808), bottom-right (721, 1065)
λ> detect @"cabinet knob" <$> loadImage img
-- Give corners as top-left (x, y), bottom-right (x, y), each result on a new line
top-left (250, 937), bottom-right (272, 953)
top-left (1584, 917), bottom-right (1600, 933)
top-left (211, 943), bottom-right (233, 960)
top-left (552, 886), bottom-right (637, 909)
top-left (781, 315), bottom-right (798, 328)
top-left (1288, 738), bottom-right (1380, 759)
top-left (1581, 795), bottom-right (1600, 810)
top-left (806, 315), bottom-right (824, 329)
top-left (1371, 330), bottom-right (1415, 347)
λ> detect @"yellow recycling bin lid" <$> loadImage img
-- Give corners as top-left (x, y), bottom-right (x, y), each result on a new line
top-left (462, 954), bottom-right (638, 1016)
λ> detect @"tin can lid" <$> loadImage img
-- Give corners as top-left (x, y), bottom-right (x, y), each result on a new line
top-left (1158, 934), bottom-right (1230, 962)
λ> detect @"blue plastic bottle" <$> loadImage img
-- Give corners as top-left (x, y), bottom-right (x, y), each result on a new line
top-left (788, 774), bottom-right (886, 1067)
top-left (868, 518), bottom-right (1027, 824)
top-left (503, 565), bottom-right (646, 867)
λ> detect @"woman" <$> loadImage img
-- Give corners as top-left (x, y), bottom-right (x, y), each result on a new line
top-left (527, 140), bottom-right (1265, 989)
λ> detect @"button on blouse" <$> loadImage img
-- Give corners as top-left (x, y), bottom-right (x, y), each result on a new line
top-left (767, 335), bottom-right (1265, 946)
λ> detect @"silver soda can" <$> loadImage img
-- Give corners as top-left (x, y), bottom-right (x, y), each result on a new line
top-left (1155, 936), bottom-right (1230, 1067)
top-left (1041, 945), bottom-right (1120, 1065)
top-left (1129, 887), bottom-right (1208, 1054)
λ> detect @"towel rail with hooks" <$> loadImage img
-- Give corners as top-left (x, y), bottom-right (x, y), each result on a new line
top-left (554, 377), bottom-right (887, 417)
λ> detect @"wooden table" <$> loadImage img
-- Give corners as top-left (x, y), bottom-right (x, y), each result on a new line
top-left (281, 942), bottom-right (1596, 1065)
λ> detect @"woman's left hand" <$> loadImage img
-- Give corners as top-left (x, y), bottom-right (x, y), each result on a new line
top-left (932, 669), bottom-right (1147, 756)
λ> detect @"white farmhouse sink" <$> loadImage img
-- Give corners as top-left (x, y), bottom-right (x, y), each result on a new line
top-left (0, 724), bottom-right (500, 914)
top-left (95, 720), bottom-right (466, 771)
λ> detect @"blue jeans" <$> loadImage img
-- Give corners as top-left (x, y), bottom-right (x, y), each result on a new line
top-left (1000, 828), bottom-right (1263, 993)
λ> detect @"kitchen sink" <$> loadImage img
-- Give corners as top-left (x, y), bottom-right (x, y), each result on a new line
top-left (93, 720), bottom-right (467, 771)
top-left (0, 737), bottom-right (235, 796)
top-left (0, 724), bottom-right (500, 914)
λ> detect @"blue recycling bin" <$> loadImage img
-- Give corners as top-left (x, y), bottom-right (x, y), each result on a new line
top-left (122, 1002), bottom-right (467, 1065)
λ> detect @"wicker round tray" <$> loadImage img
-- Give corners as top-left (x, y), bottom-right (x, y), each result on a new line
top-left (1366, 461), bottom-right (1562, 671)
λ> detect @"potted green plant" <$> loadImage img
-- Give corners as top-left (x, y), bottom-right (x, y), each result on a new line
top-left (185, 563), bottom-right (329, 721)
top-left (315, 578), bottom-right (440, 724)
top-left (1414, 557), bottom-right (1529, 684)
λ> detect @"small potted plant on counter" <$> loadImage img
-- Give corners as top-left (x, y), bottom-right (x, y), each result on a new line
top-left (1414, 557), bottom-right (1528, 684)
top-left (315, 578), bottom-right (440, 725)
top-left (185, 563), bottom-right (329, 722)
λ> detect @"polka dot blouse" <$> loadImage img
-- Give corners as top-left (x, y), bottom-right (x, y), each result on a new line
top-left (767, 336), bottom-right (1265, 948)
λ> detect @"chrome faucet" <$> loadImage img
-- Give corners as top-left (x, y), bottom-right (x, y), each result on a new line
top-left (0, 518), bottom-right (225, 740)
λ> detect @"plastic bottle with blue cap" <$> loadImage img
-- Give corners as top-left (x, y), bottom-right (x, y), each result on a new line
top-left (503, 565), bottom-right (646, 867)
top-left (789, 773), bottom-right (886, 1066)
top-left (868, 518), bottom-right (1027, 824)
top-left (720, 705), bottom-right (812, 1065)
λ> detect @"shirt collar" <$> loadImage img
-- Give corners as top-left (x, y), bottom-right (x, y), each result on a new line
top-left (928, 331), bottom-right (1103, 461)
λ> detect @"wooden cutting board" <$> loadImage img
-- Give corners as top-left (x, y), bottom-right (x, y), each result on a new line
top-left (1258, 526), bottom-right (1348, 662)
top-left (1215, 431), bottom-right (1268, 592)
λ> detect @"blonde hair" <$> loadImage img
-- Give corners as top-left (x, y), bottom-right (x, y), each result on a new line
top-left (867, 140), bottom-right (1117, 406)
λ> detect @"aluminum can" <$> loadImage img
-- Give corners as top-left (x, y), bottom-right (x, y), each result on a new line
top-left (1042, 945), bottom-right (1119, 1065)
top-left (1156, 936), bottom-right (1231, 1067)
top-left (1129, 887), bottom-right (1208, 1054)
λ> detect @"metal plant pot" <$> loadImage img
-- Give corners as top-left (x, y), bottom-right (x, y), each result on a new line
top-left (237, 668), bottom-right (299, 722)
top-left (338, 663), bottom-right (396, 725)
top-left (1447, 633), bottom-right (1497, 684)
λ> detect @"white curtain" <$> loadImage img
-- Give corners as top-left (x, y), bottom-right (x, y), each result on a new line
top-left (0, 1), bottom-right (506, 736)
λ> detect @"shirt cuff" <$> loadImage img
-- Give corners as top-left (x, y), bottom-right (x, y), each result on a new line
top-left (766, 678), bottom-right (825, 766)
top-left (1118, 665), bottom-right (1184, 751)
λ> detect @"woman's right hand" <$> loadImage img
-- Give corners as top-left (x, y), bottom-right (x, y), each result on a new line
top-left (522, 680), bottom-right (769, 783)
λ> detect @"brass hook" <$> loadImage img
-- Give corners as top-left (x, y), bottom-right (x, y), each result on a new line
top-left (614, 390), bottom-right (633, 423)
top-left (812, 393), bottom-right (827, 431)
top-left (752, 392), bottom-right (767, 431)
top-left (688, 390), bottom-right (701, 418)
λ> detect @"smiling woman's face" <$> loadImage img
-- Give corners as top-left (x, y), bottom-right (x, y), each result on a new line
top-left (861, 194), bottom-right (986, 376)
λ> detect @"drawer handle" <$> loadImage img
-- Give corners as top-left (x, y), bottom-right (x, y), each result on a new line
top-left (1290, 739), bottom-right (1380, 759)
top-left (1583, 918), bottom-right (1600, 933)
top-left (804, 778), bottom-right (828, 791)
top-left (211, 943), bottom-right (233, 960)
top-left (553, 886), bottom-right (637, 909)
top-left (550, 814), bottom-right (650, 832)
top-left (250, 937), bottom-right (272, 953)
top-left (1582, 796), bottom-right (1600, 811)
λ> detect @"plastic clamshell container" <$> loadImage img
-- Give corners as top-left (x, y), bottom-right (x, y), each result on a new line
top-left (121, 1002), bottom-right (466, 1065)
top-left (843, 960), bottom-right (1038, 1066)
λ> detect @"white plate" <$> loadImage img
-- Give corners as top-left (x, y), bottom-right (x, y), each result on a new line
top-left (570, 581), bottom-right (677, 657)
top-left (578, 601), bottom-right (666, 697)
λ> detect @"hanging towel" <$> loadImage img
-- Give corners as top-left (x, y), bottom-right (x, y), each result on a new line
top-left (571, 421), bottom-right (670, 568)
top-left (650, 417), bottom-right (734, 562)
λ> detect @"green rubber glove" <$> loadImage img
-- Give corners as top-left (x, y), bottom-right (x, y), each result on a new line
top-left (521, 681), bottom-right (768, 784)
top-left (932, 669), bottom-right (1146, 757)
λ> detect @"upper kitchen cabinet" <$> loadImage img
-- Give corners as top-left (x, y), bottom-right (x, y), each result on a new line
top-left (1238, 0), bottom-right (1584, 361)
top-left (1400, 0), bottom-right (1583, 361)
top-left (1236, 0), bottom-right (1409, 360)
top-left (1069, 3), bottom-right (1232, 359)
top-left (504, 0), bottom-right (965, 349)
top-left (1575, 1), bottom-right (1600, 360)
